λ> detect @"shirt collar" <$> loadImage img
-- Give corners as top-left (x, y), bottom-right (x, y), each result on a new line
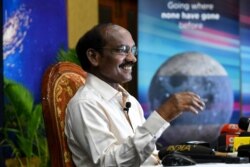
top-left (86, 73), bottom-right (127, 101)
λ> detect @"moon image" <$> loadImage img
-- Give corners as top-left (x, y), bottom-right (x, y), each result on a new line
top-left (148, 52), bottom-right (234, 147)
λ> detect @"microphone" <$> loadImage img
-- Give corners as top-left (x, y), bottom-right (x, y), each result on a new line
top-left (237, 144), bottom-right (250, 158)
top-left (217, 124), bottom-right (242, 152)
top-left (123, 102), bottom-right (131, 112)
top-left (158, 144), bottom-right (238, 163)
top-left (230, 118), bottom-right (250, 154)
top-left (238, 117), bottom-right (250, 132)
top-left (220, 123), bottom-right (242, 134)
top-left (158, 144), bottom-right (214, 160)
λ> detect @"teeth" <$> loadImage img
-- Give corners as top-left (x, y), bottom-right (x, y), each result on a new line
top-left (123, 66), bottom-right (132, 70)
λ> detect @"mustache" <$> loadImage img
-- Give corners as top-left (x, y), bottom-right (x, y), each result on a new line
top-left (119, 61), bottom-right (135, 68)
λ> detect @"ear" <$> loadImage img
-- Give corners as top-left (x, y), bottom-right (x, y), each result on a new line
top-left (86, 48), bottom-right (100, 66)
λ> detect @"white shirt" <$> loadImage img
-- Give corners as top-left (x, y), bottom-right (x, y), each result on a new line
top-left (65, 73), bottom-right (170, 167)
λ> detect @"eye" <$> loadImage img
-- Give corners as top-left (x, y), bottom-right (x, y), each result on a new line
top-left (116, 45), bottom-right (129, 53)
top-left (131, 46), bottom-right (137, 55)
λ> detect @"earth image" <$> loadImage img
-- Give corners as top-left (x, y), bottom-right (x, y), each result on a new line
top-left (148, 52), bottom-right (234, 147)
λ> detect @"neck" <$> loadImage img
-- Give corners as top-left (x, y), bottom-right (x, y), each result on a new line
top-left (89, 71), bottom-right (120, 90)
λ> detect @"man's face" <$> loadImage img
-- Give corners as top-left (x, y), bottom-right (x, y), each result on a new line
top-left (95, 26), bottom-right (137, 85)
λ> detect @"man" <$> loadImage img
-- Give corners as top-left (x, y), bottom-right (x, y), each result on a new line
top-left (65, 23), bottom-right (205, 167)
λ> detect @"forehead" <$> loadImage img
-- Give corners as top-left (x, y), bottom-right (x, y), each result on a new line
top-left (103, 25), bottom-right (134, 46)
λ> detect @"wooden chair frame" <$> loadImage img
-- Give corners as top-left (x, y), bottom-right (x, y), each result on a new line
top-left (41, 62), bottom-right (87, 167)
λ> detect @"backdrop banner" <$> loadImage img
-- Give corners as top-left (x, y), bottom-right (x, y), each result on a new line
top-left (240, 0), bottom-right (250, 118)
top-left (138, 0), bottom-right (250, 147)
top-left (3, 0), bottom-right (68, 102)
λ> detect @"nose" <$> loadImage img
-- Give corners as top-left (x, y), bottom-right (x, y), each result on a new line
top-left (126, 52), bottom-right (137, 63)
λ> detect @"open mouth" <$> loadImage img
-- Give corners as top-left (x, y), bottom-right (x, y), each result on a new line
top-left (120, 63), bottom-right (133, 72)
top-left (123, 65), bottom-right (132, 71)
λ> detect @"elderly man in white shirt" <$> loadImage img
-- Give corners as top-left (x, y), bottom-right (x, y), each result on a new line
top-left (65, 23), bottom-right (205, 167)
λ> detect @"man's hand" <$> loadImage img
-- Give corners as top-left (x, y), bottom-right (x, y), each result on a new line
top-left (157, 92), bottom-right (206, 122)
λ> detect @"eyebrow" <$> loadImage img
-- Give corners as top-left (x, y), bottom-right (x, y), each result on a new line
top-left (116, 44), bottom-right (136, 48)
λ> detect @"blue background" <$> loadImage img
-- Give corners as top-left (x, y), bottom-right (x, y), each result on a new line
top-left (3, 0), bottom-right (68, 103)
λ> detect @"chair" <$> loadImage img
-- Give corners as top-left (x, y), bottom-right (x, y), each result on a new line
top-left (41, 61), bottom-right (87, 167)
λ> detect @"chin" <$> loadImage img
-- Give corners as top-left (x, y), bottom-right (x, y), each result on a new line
top-left (122, 76), bottom-right (132, 84)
